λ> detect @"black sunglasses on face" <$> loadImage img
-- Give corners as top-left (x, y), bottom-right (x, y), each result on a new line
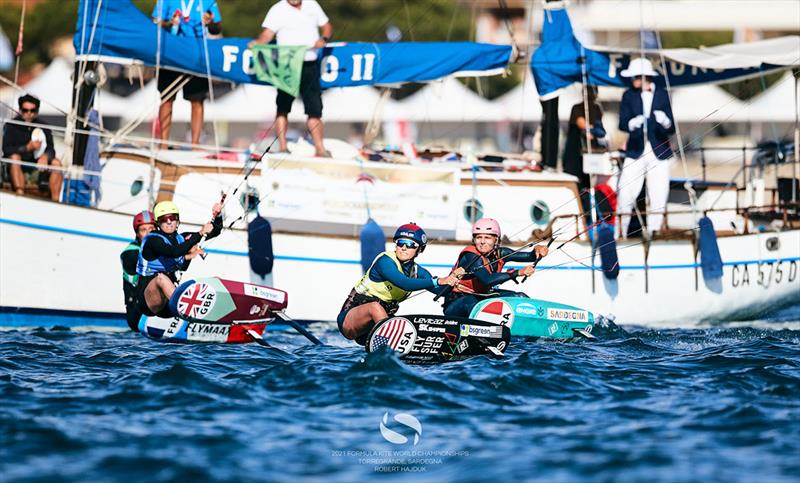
top-left (20, 108), bottom-right (38, 114)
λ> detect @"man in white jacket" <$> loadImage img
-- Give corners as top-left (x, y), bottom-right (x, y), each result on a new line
top-left (617, 58), bottom-right (676, 238)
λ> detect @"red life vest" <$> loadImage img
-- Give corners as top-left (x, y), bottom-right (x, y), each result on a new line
top-left (450, 245), bottom-right (505, 295)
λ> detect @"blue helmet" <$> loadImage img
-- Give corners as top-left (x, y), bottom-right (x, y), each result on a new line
top-left (393, 223), bottom-right (427, 252)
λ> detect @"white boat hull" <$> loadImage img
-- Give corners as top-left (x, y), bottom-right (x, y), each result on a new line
top-left (1, 192), bottom-right (798, 327)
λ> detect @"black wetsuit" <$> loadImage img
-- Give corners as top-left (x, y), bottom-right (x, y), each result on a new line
top-left (120, 239), bottom-right (143, 331)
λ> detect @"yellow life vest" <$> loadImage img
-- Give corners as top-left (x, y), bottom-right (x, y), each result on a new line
top-left (354, 251), bottom-right (418, 303)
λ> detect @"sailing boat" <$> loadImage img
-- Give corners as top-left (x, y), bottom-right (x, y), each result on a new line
top-left (0, 0), bottom-right (798, 328)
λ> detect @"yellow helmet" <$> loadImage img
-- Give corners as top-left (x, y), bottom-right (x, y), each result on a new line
top-left (153, 200), bottom-right (180, 221)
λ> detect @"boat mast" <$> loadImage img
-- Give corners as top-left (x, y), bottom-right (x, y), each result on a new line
top-left (794, 73), bottom-right (799, 205)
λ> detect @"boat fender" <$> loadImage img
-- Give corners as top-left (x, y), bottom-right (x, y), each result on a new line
top-left (698, 216), bottom-right (723, 279)
top-left (360, 218), bottom-right (385, 273)
top-left (248, 216), bottom-right (274, 277)
top-left (596, 222), bottom-right (619, 279)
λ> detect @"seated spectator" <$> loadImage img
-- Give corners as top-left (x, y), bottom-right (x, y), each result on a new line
top-left (2, 94), bottom-right (63, 201)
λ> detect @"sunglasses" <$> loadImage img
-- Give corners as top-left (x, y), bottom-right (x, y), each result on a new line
top-left (395, 239), bottom-right (419, 249)
top-left (20, 108), bottom-right (38, 114)
top-left (158, 214), bottom-right (179, 224)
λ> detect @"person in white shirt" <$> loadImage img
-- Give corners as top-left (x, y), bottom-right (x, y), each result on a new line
top-left (617, 58), bottom-right (676, 238)
top-left (253, 0), bottom-right (333, 157)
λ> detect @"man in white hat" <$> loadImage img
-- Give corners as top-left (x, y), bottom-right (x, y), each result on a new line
top-left (617, 57), bottom-right (676, 238)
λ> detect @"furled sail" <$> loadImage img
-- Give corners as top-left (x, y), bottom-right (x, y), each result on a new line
top-left (531, 2), bottom-right (800, 99)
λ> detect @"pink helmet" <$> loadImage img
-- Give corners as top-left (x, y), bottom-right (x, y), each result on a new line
top-left (472, 218), bottom-right (501, 238)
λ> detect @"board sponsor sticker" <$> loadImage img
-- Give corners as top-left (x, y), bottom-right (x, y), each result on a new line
top-left (370, 317), bottom-right (417, 355)
top-left (243, 284), bottom-right (286, 304)
top-left (474, 299), bottom-right (514, 327)
top-left (547, 307), bottom-right (589, 322)
top-left (460, 324), bottom-right (504, 339)
top-left (417, 323), bottom-right (446, 333)
top-left (177, 282), bottom-right (217, 319)
top-left (514, 302), bottom-right (539, 316)
top-left (413, 316), bottom-right (458, 326)
top-left (187, 322), bottom-right (231, 342)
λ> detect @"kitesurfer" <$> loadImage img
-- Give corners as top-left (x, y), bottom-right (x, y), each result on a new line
top-left (120, 210), bottom-right (156, 330)
top-left (135, 200), bottom-right (222, 318)
top-left (337, 223), bottom-right (463, 345)
top-left (442, 218), bottom-right (548, 318)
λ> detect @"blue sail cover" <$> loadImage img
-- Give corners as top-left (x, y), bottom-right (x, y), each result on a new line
top-left (74, 0), bottom-right (512, 88)
top-left (531, 5), bottom-right (797, 99)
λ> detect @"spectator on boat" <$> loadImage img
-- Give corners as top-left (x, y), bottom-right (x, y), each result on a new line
top-left (442, 218), bottom-right (549, 318)
top-left (121, 211), bottom-right (156, 331)
top-left (563, 85), bottom-right (607, 224)
top-left (253, 0), bottom-right (332, 157)
top-left (617, 57), bottom-right (676, 238)
top-left (2, 94), bottom-right (63, 201)
top-left (337, 224), bottom-right (463, 345)
top-left (152, 0), bottom-right (222, 149)
top-left (136, 200), bottom-right (222, 318)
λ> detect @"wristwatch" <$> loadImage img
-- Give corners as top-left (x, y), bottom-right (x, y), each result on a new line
top-left (321, 36), bottom-right (331, 42)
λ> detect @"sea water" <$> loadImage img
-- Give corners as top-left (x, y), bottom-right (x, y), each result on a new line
top-left (1, 306), bottom-right (799, 482)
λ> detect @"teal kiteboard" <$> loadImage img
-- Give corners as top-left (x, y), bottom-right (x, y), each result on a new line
top-left (469, 297), bottom-right (596, 339)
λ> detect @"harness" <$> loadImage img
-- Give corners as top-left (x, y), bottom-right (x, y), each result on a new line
top-left (342, 251), bottom-right (420, 316)
top-left (450, 245), bottom-right (505, 295)
top-left (355, 251), bottom-right (418, 303)
top-left (136, 232), bottom-right (186, 277)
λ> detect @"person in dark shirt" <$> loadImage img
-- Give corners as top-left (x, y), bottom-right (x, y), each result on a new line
top-left (442, 218), bottom-right (549, 318)
top-left (563, 85), bottom-right (606, 192)
top-left (136, 200), bottom-right (222, 318)
top-left (563, 86), bottom-right (608, 228)
top-left (337, 223), bottom-right (462, 345)
top-left (120, 211), bottom-right (156, 330)
top-left (2, 94), bottom-right (63, 200)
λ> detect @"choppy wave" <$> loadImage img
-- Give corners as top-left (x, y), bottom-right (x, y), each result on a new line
top-left (2, 314), bottom-right (799, 482)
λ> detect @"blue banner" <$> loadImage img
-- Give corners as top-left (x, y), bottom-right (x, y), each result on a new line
top-left (75, 0), bottom-right (512, 88)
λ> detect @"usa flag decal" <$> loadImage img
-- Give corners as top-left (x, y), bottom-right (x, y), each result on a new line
top-left (369, 317), bottom-right (417, 355)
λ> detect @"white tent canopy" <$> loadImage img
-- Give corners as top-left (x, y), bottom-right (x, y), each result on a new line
top-left (670, 84), bottom-right (748, 123)
top-left (321, 86), bottom-right (400, 124)
top-left (496, 75), bottom-right (543, 121)
top-left (387, 77), bottom-right (505, 122)
top-left (745, 72), bottom-right (799, 123)
top-left (10, 57), bottom-right (128, 117)
top-left (121, 82), bottom-right (397, 124)
top-left (122, 80), bottom-right (190, 123)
